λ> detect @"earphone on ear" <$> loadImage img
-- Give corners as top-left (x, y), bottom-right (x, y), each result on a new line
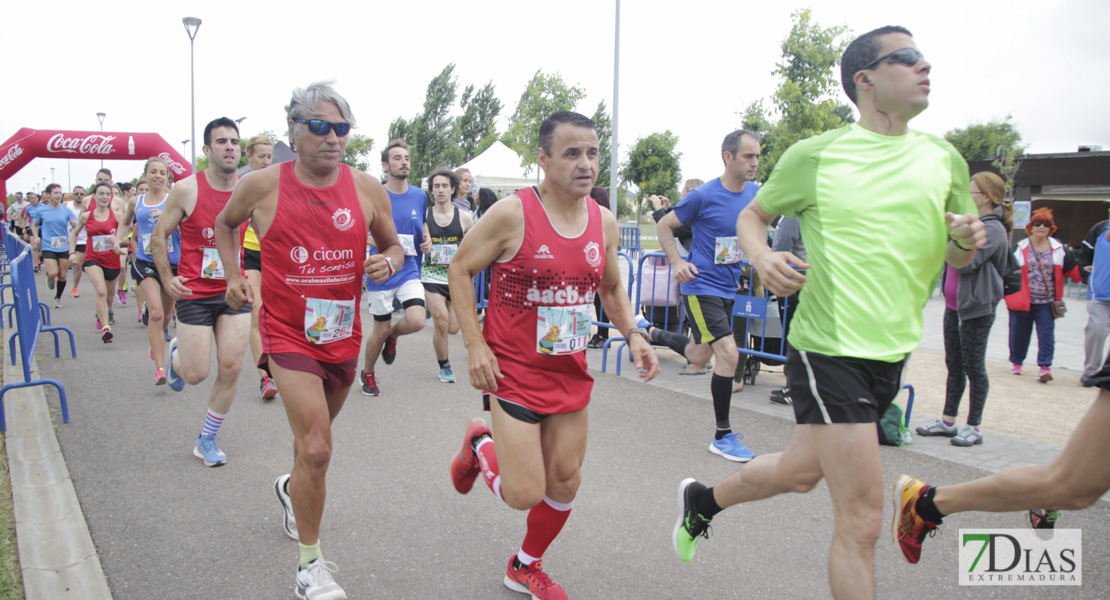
top-left (863, 77), bottom-right (873, 85)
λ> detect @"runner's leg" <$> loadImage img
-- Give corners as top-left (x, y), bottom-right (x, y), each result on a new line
top-left (246, 269), bottom-right (268, 380)
top-left (427, 291), bottom-right (450, 361)
top-left (140, 277), bottom-right (167, 368)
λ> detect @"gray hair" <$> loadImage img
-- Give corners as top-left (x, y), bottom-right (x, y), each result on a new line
top-left (285, 80), bottom-right (357, 142)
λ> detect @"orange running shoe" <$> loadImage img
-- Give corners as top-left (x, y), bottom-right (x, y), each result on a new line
top-left (450, 418), bottom-right (491, 494)
top-left (503, 556), bottom-right (567, 600)
top-left (892, 474), bottom-right (941, 564)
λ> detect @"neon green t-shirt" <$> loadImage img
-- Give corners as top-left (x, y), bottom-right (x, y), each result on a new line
top-left (757, 124), bottom-right (975, 362)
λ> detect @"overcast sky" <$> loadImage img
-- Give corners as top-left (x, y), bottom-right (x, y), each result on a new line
top-left (4, 0), bottom-right (1108, 196)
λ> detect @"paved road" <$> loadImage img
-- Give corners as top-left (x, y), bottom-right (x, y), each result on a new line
top-left (34, 281), bottom-right (1110, 599)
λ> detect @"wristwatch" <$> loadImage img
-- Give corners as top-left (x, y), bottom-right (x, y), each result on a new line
top-left (625, 327), bottom-right (650, 342)
top-left (384, 255), bottom-right (396, 276)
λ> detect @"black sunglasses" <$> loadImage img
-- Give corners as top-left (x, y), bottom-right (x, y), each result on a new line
top-left (295, 119), bottom-right (351, 137)
top-left (862, 47), bottom-right (924, 71)
top-left (1031, 221), bottom-right (1052, 228)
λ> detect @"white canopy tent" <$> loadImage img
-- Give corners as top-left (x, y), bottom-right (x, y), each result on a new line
top-left (458, 141), bottom-right (536, 198)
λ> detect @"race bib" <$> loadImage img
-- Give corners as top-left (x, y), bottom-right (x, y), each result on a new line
top-left (91, 235), bottom-right (114, 252)
top-left (714, 236), bottom-right (743, 264)
top-left (140, 233), bottom-right (174, 255)
top-left (429, 243), bottom-right (457, 266)
top-left (536, 304), bottom-right (592, 355)
top-left (398, 234), bottom-right (418, 256)
top-left (49, 236), bottom-right (67, 249)
top-left (200, 247), bottom-right (226, 280)
top-left (304, 297), bottom-right (356, 344)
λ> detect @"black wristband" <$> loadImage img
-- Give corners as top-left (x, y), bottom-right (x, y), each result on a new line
top-left (950, 239), bottom-right (971, 252)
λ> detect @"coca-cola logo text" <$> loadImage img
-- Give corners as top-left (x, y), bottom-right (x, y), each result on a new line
top-left (46, 134), bottom-right (117, 155)
top-left (0, 144), bottom-right (23, 172)
top-left (157, 152), bottom-right (187, 176)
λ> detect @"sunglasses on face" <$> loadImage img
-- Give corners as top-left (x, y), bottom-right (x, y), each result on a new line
top-left (295, 119), bottom-right (351, 137)
top-left (862, 47), bottom-right (924, 71)
top-left (1031, 221), bottom-right (1052, 228)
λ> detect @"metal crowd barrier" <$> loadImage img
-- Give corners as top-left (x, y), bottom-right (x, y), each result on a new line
top-left (0, 225), bottom-right (74, 431)
top-left (619, 226), bottom-right (641, 262)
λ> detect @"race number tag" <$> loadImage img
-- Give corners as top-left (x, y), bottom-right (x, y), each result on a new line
top-left (714, 236), bottom-right (743, 264)
top-left (430, 243), bottom-right (457, 266)
top-left (200, 247), bottom-right (226, 279)
top-left (91, 235), bottom-right (114, 252)
top-left (140, 233), bottom-right (174, 255)
top-left (398, 234), bottom-right (418, 256)
top-left (49, 236), bottom-right (67, 249)
top-left (535, 304), bottom-right (592, 355)
top-left (304, 297), bottom-right (356, 344)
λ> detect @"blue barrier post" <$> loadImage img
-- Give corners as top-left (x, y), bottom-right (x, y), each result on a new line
top-left (0, 226), bottom-right (75, 431)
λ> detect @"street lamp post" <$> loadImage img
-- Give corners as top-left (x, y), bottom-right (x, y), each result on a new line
top-left (235, 117), bottom-right (247, 129)
top-left (181, 139), bottom-right (190, 158)
top-left (182, 17), bottom-right (202, 170)
top-left (96, 112), bottom-right (106, 168)
top-left (50, 168), bottom-right (54, 184)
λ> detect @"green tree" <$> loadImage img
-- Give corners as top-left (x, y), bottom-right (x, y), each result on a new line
top-left (456, 82), bottom-right (503, 162)
top-left (740, 9), bottom-right (854, 180)
top-left (385, 64), bottom-right (461, 182)
top-left (945, 116), bottom-right (1026, 190)
top-left (619, 131), bottom-right (682, 220)
top-left (591, 101), bottom-right (613, 191)
top-left (502, 70), bottom-right (586, 174)
top-left (341, 134), bottom-right (375, 172)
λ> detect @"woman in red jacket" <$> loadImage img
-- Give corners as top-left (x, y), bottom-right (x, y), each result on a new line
top-left (1006, 207), bottom-right (1082, 382)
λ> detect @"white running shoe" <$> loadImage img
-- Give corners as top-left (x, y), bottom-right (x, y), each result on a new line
top-left (274, 474), bottom-right (299, 540)
top-left (295, 559), bottom-right (346, 600)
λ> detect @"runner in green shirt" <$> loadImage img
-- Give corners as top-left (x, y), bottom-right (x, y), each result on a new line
top-left (671, 25), bottom-right (985, 599)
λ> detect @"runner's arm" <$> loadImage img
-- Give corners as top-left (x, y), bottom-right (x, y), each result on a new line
top-left (737, 201), bottom-right (808, 297)
top-left (152, 178), bottom-right (196, 298)
top-left (656, 211), bottom-right (696, 282)
top-left (113, 196), bottom-right (138, 251)
top-left (217, 171), bottom-right (273, 309)
top-left (447, 196), bottom-right (523, 392)
top-left (597, 208), bottom-right (659, 381)
top-left (354, 172), bottom-right (404, 284)
top-left (68, 213), bottom-right (89, 257)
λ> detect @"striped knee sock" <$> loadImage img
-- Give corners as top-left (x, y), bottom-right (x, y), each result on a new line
top-left (200, 409), bottom-right (226, 438)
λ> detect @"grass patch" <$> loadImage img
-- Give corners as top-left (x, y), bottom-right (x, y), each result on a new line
top-left (0, 347), bottom-right (24, 599)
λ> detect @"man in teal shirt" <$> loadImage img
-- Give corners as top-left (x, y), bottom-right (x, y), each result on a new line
top-left (672, 25), bottom-right (985, 599)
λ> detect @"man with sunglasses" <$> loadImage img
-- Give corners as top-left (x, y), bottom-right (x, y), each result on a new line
top-left (358, 138), bottom-right (430, 396)
top-left (672, 26), bottom-right (984, 599)
top-left (152, 117), bottom-right (252, 470)
top-left (217, 81), bottom-right (403, 600)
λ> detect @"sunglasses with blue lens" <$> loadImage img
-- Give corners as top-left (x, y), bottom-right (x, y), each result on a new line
top-left (295, 119), bottom-right (352, 137)
top-left (862, 47), bottom-right (924, 71)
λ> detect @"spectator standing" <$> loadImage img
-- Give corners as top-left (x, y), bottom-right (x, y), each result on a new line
top-left (918, 171), bottom-right (1011, 445)
top-left (1077, 205), bottom-right (1110, 386)
top-left (1006, 207), bottom-right (1082, 383)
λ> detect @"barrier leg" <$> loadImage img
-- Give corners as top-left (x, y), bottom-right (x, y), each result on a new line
top-left (42, 326), bottom-right (76, 358)
top-left (902, 383), bottom-right (915, 424)
top-left (2, 303), bottom-right (13, 327)
top-left (8, 332), bottom-right (18, 366)
top-left (0, 379), bottom-right (71, 431)
top-left (38, 302), bottom-right (50, 325)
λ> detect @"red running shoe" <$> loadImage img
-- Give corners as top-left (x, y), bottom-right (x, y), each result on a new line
top-left (382, 336), bottom-right (398, 365)
top-left (892, 474), bottom-right (941, 564)
top-left (260, 375), bottom-right (279, 400)
top-left (503, 556), bottom-right (567, 600)
top-left (451, 418), bottom-right (491, 494)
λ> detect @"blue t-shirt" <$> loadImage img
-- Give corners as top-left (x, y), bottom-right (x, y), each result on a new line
top-left (23, 203), bottom-right (43, 226)
top-left (672, 177), bottom-right (760, 298)
top-left (1091, 222), bottom-right (1110, 302)
top-left (367, 183), bottom-right (427, 291)
top-left (35, 205), bottom-right (76, 253)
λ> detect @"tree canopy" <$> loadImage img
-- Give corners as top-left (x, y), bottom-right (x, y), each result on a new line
top-left (502, 70), bottom-right (586, 174)
top-left (620, 130), bottom-right (682, 217)
top-left (945, 116), bottom-right (1026, 191)
top-left (741, 9), bottom-right (854, 180)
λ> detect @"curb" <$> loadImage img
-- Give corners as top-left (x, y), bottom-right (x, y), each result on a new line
top-left (4, 338), bottom-right (112, 599)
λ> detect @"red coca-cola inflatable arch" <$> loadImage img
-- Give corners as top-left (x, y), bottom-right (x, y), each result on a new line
top-left (0, 128), bottom-right (193, 204)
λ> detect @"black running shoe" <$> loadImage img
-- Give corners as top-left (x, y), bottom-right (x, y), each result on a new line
top-left (382, 336), bottom-right (398, 365)
top-left (1027, 509), bottom-right (1061, 539)
top-left (770, 387), bottom-right (792, 405)
top-left (361, 370), bottom-right (380, 396)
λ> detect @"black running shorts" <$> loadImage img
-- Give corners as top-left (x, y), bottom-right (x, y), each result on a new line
top-left (131, 259), bottom-right (177, 286)
top-left (175, 295), bottom-right (251, 327)
top-left (243, 248), bottom-right (262, 273)
top-left (683, 295), bottom-right (735, 345)
top-left (785, 348), bottom-right (906, 425)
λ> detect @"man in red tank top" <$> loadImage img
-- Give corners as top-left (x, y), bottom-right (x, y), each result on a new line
top-left (448, 111), bottom-right (660, 600)
top-left (152, 117), bottom-right (252, 469)
top-left (216, 82), bottom-right (403, 600)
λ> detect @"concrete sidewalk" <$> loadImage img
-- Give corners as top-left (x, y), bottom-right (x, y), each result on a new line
top-left (16, 279), bottom-right (1110, 599)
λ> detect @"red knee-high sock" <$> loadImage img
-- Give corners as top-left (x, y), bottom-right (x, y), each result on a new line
top-left (520, 496), bottom-right (573, 562)
top-left (474, 437), bottom-right (503, 501)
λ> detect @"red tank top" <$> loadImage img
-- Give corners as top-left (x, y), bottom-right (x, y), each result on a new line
top-left (177, 171), bottom-right (247, 299)
top-left (84, 208), bottom-right (120, 269)
top-left (483, 187), bottom-right (604, 414)
top-left (258, 162), bottom-right (366, 362)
